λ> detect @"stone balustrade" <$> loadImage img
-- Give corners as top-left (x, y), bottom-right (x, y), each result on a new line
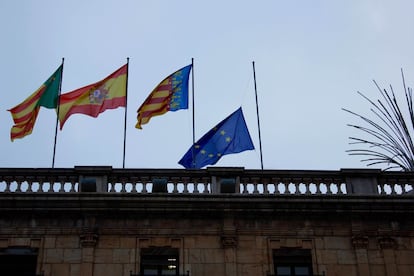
top-left (0, 166), bottom-right (413, 195)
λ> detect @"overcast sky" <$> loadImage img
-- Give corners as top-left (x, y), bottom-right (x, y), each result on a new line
top-left (1, 0), bottom-right (414, 171)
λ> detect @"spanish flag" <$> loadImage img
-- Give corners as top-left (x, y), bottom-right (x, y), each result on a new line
top-left (136, 64), bottom-right (192, 129)
top-left (58, 64), bottom-right (127, 129)
top-left (8, 65), bottom-right (63, 141)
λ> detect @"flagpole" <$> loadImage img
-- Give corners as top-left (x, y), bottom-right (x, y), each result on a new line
top-left (252, 61), bottom-right (264, 170)
top-left (191, 58), bottom-right (196, 168)
top-left (52, 58), bottom-right (64, 168)
top-left (122, 57), bottom-right (129, 169)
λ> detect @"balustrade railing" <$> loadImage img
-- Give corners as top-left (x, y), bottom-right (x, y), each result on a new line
top-left (0, 167), bottom-right (413, 196)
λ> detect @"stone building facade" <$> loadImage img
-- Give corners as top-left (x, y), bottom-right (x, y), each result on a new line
top-left (0, 166), bottom-right (413, 276)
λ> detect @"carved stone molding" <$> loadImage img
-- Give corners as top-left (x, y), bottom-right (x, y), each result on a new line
top-left (221, 235), bottom-right (238, 248)
top-left (80, 228), bottom-right (99, 248)
top-left (378, 236), bottom-right (397, 250)
top-left (352, 235), bottom-right (369, 249)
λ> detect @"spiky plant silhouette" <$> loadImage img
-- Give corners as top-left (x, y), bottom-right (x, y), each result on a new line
top-left (343, 70), bottom-right (414, 171)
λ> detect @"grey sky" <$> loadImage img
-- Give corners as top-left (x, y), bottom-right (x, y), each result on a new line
top-left (1, 0), bottom-right (414, 170)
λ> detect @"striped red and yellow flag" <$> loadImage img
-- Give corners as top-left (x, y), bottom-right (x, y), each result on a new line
top-left (136, 64), bottom-right (192, 129)
top-left (8, 65), bottom-right (62, 141)
top-left (58, 64), bottom-right (127, 129)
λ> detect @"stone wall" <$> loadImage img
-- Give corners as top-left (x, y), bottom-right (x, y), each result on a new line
top-left (0, 205), bottom-right (414, 276)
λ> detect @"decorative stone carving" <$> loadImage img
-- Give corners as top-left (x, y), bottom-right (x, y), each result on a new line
top-left (378, 236), bottom-right (397, 249)
top-left (80, 228), bottom-right (99, 247)
top-left (221, 235), bottom-right (238, 248)
top-left (352, 235), bottom-right (369, 249)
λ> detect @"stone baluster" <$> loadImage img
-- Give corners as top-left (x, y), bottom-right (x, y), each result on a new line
top-left (271, 178), bottom-right (279, 195)
top-left (334, 178), bottom-right (345, 194)
top-left (58, 179), bottom-right (64, 193)
top-left (293, 178), bottom-right (301, 194)
top-left (27, 179), bottom-right (35, 193)
top-left (240, 178), bottom-right (248, 194)
top-left (169, 179), bottom-right (177, 193)
top-left (51, 180), bottom-right (57, 193)
top-left (69, 179), bottom-right (77, 193)
top-left (130, 178), bottom-right (139, 194)
top-left (201, 177), bottom-right (210, 194)
top-left (283, 178), bottom-right (291, 194)
top-left (252, 177), bottom-right (260, 194)
top-left (58, 177), bottom-right (67, 193)
top-left (36, 180), bottom-right (44, 193)
top-left (192, 178), bottom-right (199, 194)
top-left (381, 184), bottom-right (387, 195)
top-left (15, 180), bottom-right (21, 193)
top-left (326, 182), bottom-right (332, 195)
top-left (5, 180), bottom-right (13, 193)
top-left (120, 179), bottom-right (127, 193)
top-left (263, 179), bottom-right (270, 194)
top-left (315, 178), bottom-right (322, 195)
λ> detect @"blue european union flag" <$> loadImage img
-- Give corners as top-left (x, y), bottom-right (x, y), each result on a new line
top-left (179, 107), bottom-right (255, 169)
top-left (169, 64), bottom-right (192, 111)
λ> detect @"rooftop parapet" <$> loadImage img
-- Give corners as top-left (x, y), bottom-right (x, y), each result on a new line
top-left (0, 167), bottom-right (413, 196)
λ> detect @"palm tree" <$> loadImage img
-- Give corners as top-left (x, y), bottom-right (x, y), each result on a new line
top-left (343, 70), bottom-right (414, 171)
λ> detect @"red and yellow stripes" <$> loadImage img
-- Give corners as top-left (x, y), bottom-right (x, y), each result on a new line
top-left (58, 64), bottom-right (127, 129)
top-left (135, 64), bottom-right (191, 129)
top-left (8, 65), bottom-right (62, 141)
top-left (136, 78), bottom-right (173, 129)
top-left (8, 85), bottom-right (47, 141)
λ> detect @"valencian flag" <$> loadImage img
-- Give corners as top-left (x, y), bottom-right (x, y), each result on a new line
top-left (8, 65), bottom-right (63, 141)
top-left (136, 64), bottom-right (192, 129)
top-left (179, 107), bottom-right (255, 169)
top-left (58, 64), bottom-right (127, 129)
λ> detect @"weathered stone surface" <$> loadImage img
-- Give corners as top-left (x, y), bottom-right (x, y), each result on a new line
top-left (50, 263), bottom-right (70, 276)
top-left (119, 237), bottom-right (136, 249)
top-left (94, 248), bottom-right (113, 264)
top-left (94, 263), bottom-right (123, 275)
top-left (63, 248), bottom-right (82, 263)
top-left (56, 236), bottom-right (79, 249)
top-left (337, 249), bottom-right (357, 265)
top-left (0, 168), bottom-right (413, 276)
top-left (112, 248), bottom-right (132, 264)
top-left (45, 248), bottom-right (64, 263)
top-left (324, 236), bottom-right (352, 250)
top-left (69, 264), bottom-right (80, 276)
top-left (98, 236), bottom-right (120, 249)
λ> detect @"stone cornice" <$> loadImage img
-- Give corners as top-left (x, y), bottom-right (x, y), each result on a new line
top-left (0, 194), bottom-right (413, 219)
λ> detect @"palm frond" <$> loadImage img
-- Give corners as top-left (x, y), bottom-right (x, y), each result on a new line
top-left (344, 70), bottom-right (414, 171)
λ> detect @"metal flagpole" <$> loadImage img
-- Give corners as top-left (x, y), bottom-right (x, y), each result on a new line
top-left (252, 61), bottom-right (264, 170)
top-left (122, 57), bottom-right (130, 168)
top-left (191, 58), bottom-right (196, 168)
top-left (52, 57), bottom-right (64, 168)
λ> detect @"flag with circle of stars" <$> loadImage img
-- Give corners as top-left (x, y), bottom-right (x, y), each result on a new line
top-left (179, 107), bottom-right (255, 169)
